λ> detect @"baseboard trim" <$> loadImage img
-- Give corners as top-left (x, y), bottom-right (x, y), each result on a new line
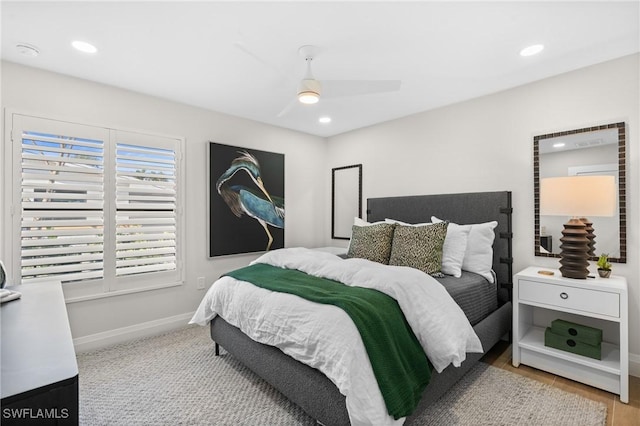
top-left (73, 311), bottom-right (196, 353)
top-left (630, 352), bottom-right (640, 378)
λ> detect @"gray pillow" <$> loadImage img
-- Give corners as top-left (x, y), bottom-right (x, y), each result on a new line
top-left (389, 221), bottom-right (448, 276)
top-left (347, 223), bottom-right (396, 264)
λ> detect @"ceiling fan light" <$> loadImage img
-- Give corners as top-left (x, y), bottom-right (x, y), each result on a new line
top-left (297, 78), bottom-right (321, 104)
top-left (298, 91), bottom-right (320, 104)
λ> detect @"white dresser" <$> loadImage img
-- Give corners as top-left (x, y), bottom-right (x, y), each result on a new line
top-left (512, 266), bottom-right (628, 403)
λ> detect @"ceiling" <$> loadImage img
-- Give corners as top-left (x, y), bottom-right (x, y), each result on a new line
top-left (538, 128), bottom-right (619, 154)
top-left (2, 1), bottom-right (639, 138)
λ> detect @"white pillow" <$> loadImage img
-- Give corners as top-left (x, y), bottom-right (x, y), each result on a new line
top-left (439, 222), bottom-right (471, 278)
top-left (385, 218), bottom-right (469, 278)
top-left (432, 216), bottom-right (496, 283)
top-left (354, 217), bottom-right (386, 226)
top-left (384, 218), bottom-right (431, 227)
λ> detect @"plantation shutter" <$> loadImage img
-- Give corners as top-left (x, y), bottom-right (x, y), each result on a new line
top-left (10, 114), bottom-right (183, 294)
top-left (17, 118), bottom-right (108, 284)
top-left (114, 131), bottom-right (179, 280)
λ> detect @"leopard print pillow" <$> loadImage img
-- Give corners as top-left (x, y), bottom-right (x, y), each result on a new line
top-left (389, 221), bottom-right (448, 276)
top-left (347, 223), bottom-right (396, 264)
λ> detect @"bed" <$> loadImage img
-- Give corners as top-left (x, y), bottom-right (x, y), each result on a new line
top-left (194, 191), bottom-right (513, 425)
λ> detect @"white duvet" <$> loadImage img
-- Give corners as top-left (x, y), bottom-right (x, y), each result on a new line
top-left (190, 247), bottom-right (482, 426)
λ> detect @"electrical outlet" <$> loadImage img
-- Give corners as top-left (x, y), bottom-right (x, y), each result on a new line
top-left (197, 277), bottom-right (205, 290)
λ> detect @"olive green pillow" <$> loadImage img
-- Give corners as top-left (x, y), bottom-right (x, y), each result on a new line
top-left (389, 222), bottom-right (449, 276)
top-left (347, 223), bottom-right (396, 264)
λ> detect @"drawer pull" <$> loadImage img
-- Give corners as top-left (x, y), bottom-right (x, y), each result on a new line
top-left (560, 292), bottom-right (568, 300)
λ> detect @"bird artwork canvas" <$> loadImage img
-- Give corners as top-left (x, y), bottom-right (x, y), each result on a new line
top-left (209, 142), bottom-right (284, 257)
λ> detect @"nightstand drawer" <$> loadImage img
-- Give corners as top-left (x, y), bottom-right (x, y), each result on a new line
top-left (519, 280), bottom-right (619, 317)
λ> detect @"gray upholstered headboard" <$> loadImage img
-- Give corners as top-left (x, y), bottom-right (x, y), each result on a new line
top-left (367, 191), bottom-right (513, 300)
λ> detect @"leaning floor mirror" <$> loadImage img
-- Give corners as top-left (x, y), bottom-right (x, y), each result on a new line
top-left (533, 122), bottom-right (626, 263)
top-left (332, 164), bottom-right (362, 240)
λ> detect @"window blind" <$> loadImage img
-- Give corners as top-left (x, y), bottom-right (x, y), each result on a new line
top-left (11, 114), bottom-right (183, 294)
top-left (115, 142), bottom-right (177, 277)
top-left (20, 131), bottom-right (105, 284)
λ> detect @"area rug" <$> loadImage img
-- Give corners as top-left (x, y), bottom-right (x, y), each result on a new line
top-left (77, 325), bottom-right (607, 425)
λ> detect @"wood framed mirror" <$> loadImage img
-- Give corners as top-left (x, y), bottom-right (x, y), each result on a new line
top-left (534, 122), bottom-right (626, 263)
top-left (332, 164), bottom-right (362, 240)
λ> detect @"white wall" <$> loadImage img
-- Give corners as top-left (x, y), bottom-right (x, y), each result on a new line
top-left (1, 61), bottom-right (328, 350)
top-left (326, 54), bottom-right (640, 374)
top-left (2, 54), bottom-right (639, 375)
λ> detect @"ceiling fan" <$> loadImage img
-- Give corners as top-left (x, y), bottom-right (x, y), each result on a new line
top-left (234, 42), bottom-right (401, 117)
top-left (276, 45), bottom-right (401, 117)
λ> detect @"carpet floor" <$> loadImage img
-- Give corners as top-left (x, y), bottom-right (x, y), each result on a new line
top-left (77, 325), bottom-right (607, 425)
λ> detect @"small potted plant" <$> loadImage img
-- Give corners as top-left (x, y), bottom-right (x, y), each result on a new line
top-left (597, 253), bottom-right (612, 278)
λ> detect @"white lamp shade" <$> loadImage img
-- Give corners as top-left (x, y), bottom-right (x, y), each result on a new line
top-left (540, 176), bottom-right (616, 217)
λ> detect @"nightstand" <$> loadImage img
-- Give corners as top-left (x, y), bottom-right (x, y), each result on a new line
top-left (512, 266), bottom-right (628, 403)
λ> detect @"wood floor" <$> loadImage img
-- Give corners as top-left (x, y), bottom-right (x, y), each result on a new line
top-left (481, 341), bottom-right (640, 426)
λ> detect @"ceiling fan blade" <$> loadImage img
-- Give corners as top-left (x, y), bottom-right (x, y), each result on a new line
top-left (321, 80), bottom-right (401, 99)
top-left (277, 97), bottom-right (298, 118)
top-left (233, 40), bottom-right (288, 81)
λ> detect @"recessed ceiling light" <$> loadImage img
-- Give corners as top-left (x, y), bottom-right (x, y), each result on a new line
top-left (16, 43), bottom-right (39, 57)
top-left (520, 44), bottom-right (544, 57)
top-left (319, 116), bottom-right (332, 124)
top-left (72, 40), bottom-right (98, 54)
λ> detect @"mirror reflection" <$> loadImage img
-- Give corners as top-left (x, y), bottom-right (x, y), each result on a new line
top-left (534, 123), bottom-right (626, 263)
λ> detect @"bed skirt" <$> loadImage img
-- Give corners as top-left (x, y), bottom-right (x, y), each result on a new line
top-left (210, 301), bottom-right (512, 425)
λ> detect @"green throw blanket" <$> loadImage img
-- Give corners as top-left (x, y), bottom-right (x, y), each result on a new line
top-left (225, 263), bottom-right (432, 419)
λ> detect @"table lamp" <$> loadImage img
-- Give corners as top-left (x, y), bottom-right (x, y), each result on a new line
top-left (540, 175), bottom-right (616, 279)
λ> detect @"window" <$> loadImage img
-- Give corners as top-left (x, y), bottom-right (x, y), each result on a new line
top-left (20, 131), bottom-right (105, 283)
top-left (114, 132), bottom-right (179, 281)
top-left (7, 113), bottom-right (184, 297)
